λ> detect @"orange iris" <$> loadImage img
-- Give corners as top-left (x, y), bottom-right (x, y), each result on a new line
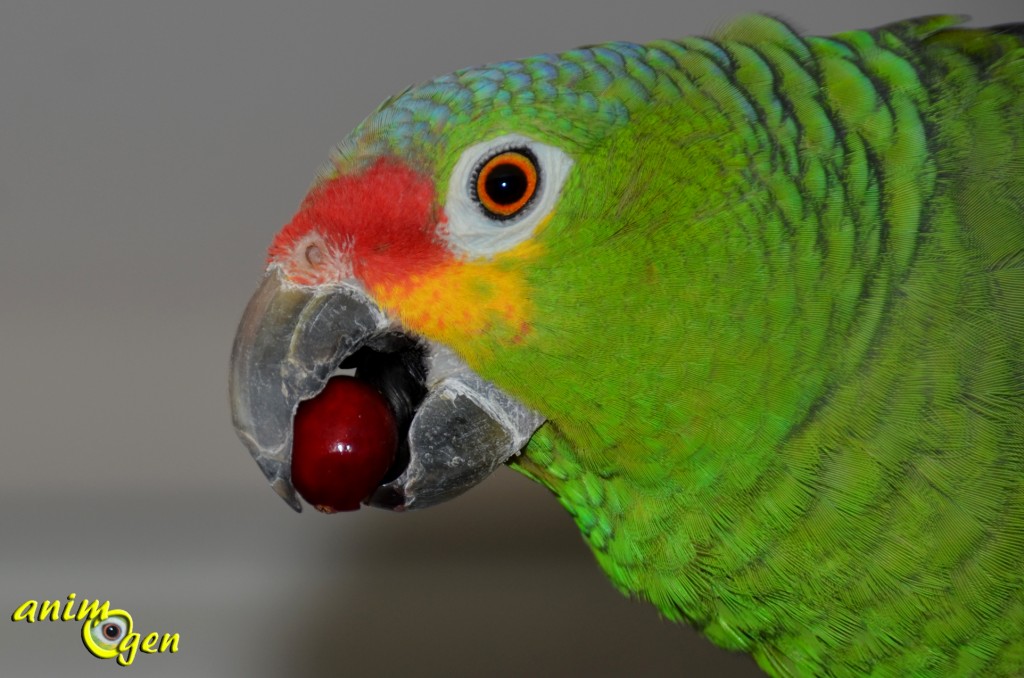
top-left (475, 150), bottom-right (538, 218)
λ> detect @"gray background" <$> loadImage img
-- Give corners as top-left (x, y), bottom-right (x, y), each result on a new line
top-left (1, 1), bottom-right (1019, 676)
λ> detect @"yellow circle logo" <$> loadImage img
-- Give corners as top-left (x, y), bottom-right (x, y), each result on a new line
top-left (81, 609), bottom-right (133, 659)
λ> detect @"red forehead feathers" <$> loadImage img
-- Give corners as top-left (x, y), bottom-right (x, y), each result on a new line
top-left (269, 157), bottom-right (449, 286)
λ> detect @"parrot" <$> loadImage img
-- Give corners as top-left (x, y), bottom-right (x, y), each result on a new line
top-left (229, 14), bottom-right (1024, 676)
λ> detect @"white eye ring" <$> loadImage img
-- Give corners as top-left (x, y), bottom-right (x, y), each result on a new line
top-left (443, 134), bottom-right (573, 258)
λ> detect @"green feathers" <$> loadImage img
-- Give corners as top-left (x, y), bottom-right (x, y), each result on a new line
top-left (307, 13), bottom-right (1024, 675)
top-left (236, 10), bottom-right (1024, 674)
top-left (493, 16), bottom-right (1024, 676)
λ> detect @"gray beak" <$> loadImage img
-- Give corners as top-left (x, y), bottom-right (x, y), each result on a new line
top-left (229, 267), bottom-right (544, 511)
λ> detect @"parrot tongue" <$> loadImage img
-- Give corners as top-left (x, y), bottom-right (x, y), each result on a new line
top-left (229, 267), bottom-right (544, 511)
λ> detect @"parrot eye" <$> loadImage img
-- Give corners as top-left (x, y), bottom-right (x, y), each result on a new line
top-left (473, 149), bottom-right (539, 219)
top-left (444, 133), bottom-right (573, 258)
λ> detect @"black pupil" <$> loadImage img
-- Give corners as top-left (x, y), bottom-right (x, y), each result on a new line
top-left (484, 162), bottom-right (528, 206)
top-left (103, 624), bottom-right (120, 639)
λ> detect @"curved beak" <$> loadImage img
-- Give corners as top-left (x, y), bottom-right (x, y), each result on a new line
top-left (229, 267), bottom-right (544, 511)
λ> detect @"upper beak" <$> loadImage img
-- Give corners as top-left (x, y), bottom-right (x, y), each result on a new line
top-left (229, 267), bottom-right (545, 511)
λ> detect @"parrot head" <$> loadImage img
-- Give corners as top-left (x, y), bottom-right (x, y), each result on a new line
top-left (230, 42), bottom-right (749, 511)
top-left (235, 44), bottom-right (659, 512)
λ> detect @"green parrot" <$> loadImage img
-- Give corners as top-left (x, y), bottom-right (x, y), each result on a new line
top-left (230, 14), bottom-right (1024, 676)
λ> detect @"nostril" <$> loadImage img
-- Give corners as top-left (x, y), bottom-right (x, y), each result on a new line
top-left (305, 243), bottom-right (324, 266)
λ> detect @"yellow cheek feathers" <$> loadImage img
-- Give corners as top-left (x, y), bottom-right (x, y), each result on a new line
top-left (371, 240), bottom-right (542, 365)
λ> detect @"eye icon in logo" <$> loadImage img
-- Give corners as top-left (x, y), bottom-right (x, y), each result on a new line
top-left (82, 609), bottom-right (133, 659)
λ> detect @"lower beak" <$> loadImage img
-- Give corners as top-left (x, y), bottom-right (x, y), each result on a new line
top-left (229, 267), bottom-right (544, 511)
